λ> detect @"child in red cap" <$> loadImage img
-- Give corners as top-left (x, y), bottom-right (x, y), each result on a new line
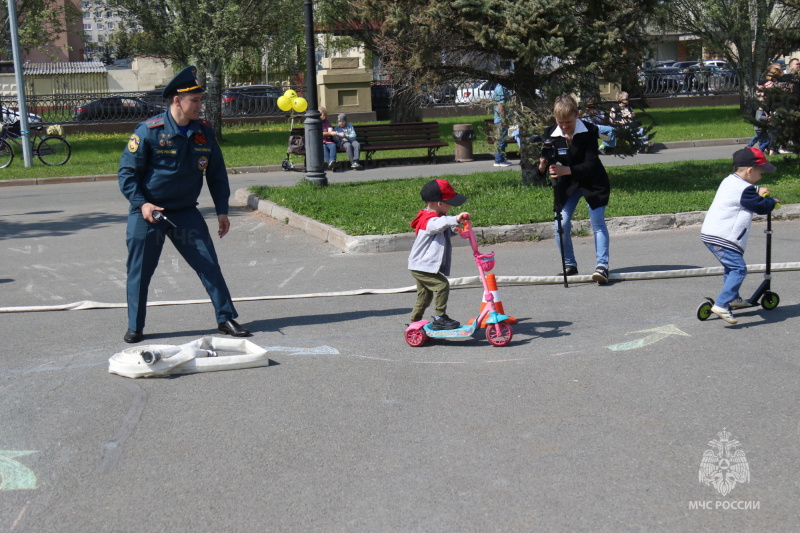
top-left (408, 179), bottom-right (469, 329)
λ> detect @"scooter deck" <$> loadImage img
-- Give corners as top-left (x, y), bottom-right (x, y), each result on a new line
top-left (422, 323), bottom-right (477, 338)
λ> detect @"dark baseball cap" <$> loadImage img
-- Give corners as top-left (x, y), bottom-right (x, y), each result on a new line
top-left (733, 147), bottom-right (776, 172)
top-left (420, 179), bottom-right (467, 206)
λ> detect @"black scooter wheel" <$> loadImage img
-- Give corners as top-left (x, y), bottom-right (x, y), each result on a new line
top-left (760, 291), bottom-right (780, 310)
top-left (697, 300), bottom-right (713, 321)
top-left (281, 158), bottom-right (291, 171)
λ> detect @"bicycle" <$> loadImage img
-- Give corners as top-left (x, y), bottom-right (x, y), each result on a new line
top-left (0, 120), bottom-right (71, 167)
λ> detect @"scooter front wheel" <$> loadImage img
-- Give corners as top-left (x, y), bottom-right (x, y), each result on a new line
top-left (486, 322), bottom-right (513, 347)
top-left (405, 327), bottom-right (428, 347)
top-left (761, 291), bottom-right (780, 310)
top-left (696, 298), bottom-right (714, 321)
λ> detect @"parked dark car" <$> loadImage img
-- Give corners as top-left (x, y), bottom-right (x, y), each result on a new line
top-left (73, 97), bottom-right (166, 122)
top-left (221, 85), bottom-right (282, 116)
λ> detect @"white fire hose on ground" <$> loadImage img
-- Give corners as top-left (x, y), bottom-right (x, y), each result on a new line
top-left (2, 263), bottom-right (800, 314)
top-left (108, 337), bottom-right (271, 378)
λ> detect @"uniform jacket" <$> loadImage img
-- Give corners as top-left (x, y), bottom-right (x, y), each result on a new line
top-left (701, 173), bottom-right (777, 253)
top-left (536, 119), bottom-right (611, 210)
top-left (408, 210), bottom-right (459, 275)
top-left (118, 109), bottom-right (230, 215)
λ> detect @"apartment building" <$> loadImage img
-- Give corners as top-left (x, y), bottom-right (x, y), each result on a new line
top-left (80, 1), bottom-right (125, 62)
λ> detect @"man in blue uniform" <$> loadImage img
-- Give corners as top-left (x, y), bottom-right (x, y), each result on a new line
top-left (119, 65), bottom-right (249, 343)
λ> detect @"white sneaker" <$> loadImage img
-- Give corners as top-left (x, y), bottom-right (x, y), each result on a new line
top-left (493, 161), bottom-right (512, 167)
top-left (729, 297), bottom-right (750, 309)
top-left (351, 162), bottom-right (361, 169)
top-left (711, 305), bottom-right (737, 324)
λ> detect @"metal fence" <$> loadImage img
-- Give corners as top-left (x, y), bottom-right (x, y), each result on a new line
top-left (0, 73), bottom-right (740, 126)
top-left (639, 68), bottom-right (739, 97)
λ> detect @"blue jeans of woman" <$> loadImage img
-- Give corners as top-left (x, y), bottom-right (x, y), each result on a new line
top-left (705, 243), bottom-right (747, 309)
top-left (555, 188), bottom-right (609, 269)
top-left (323, 142), bottom-right (337, 163)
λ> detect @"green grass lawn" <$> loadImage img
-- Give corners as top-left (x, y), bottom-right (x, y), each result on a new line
top-left (251, 156), bottom-right (800, 235)
top-left (0, 106), bottom-right (754, 181)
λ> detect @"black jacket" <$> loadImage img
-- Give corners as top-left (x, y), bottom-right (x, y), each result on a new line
top-left (536, 120), bottom-right (610, 210)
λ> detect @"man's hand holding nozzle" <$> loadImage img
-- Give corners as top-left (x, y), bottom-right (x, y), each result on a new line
top-left (152, 210), bottom-right (177, 228)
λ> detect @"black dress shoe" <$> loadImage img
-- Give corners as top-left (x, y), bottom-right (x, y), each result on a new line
top-left (218, 319), bottom-right (251, 337)
top-left (124, 329), bottom-right (143, 343)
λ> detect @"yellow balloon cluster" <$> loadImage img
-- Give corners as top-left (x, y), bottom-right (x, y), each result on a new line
top-left (278, 89), bottom-right (307, 113)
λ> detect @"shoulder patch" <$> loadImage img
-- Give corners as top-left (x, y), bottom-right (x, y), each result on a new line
top-left (198, 118), bottom-right (214, 129)
top-left (128, 134), bottom-right (140, 153)
top-left (145, 116), bottom-right (165, 129)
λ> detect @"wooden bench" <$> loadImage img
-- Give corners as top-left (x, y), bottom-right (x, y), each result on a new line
top-left (289, 121), bottom-right (448, 166)
top-left (484, 118), bottom-right (519, 145)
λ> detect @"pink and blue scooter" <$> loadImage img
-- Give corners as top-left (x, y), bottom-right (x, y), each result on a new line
top-left (405, 217), bottom-right (514, 347)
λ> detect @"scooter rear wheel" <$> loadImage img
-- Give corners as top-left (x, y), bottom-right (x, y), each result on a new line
top-left (760, 291), bottom-right (780, 310)
top-left (405, 328), bottom-right (428, 347)
top-left (486, 322), bottom-right (513, 347)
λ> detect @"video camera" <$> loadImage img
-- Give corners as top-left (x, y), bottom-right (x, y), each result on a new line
top-left (529, 134), bottom-right (570, 167)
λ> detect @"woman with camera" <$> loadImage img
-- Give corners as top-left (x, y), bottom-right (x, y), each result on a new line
top-left (536, 95), bottom-right (611, 284)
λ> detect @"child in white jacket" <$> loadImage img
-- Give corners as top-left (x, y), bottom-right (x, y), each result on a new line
top-left (701, 147), bottom-right (779, 324)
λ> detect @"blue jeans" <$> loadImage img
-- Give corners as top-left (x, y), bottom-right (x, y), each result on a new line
top-left (705, 243), bottom-right (747, 309)
top-left (494, 123), bottom-right (508, 163)
top-left (555, 188), bottom-right (609, 269)
top-left (597, 125), bottom-right (616, 148)
top-left (323, 143), bottom-right (337, 163)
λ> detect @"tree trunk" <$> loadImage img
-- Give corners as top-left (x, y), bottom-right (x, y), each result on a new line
top-left (203, 59), bottom-right (224, 141)
top-left (389, 87), bottom-right (421, 123)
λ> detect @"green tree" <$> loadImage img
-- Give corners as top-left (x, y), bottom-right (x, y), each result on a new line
top-left (0, 0), bottom-right (81, 60)
top-left (653, 0), bottom-right (800, 112)
top-left (109, 0), bottom-right (302, 138)
top-left (109, 23), bottom-right (137, 60)
top-left (323, 0), bottom-right (659, 182)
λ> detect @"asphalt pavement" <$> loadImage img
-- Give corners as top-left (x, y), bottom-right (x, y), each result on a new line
top-left (1, 142), bottom-right (798, 532)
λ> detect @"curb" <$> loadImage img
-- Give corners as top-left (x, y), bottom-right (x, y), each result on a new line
top-left (235, 188), bottom-right (800, 254)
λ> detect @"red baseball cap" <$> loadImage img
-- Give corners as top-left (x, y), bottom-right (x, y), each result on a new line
top-left (733, 147), bottom-right (776, 172)
top-left (420, 179), bottom-right (467, 206)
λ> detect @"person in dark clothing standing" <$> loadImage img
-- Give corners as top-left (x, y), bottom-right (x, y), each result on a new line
top-left (536, 95), bottom-right (612, 284)
top-left (118, 66), bottom-right (250, 343)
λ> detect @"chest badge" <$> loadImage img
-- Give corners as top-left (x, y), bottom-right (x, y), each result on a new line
top-left (194, 133), bottom-right (207, 145)
top-left (198, 156), bottom-right (209, 170)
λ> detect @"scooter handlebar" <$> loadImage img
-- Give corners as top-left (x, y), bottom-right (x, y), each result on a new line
top-left (762, 192), bottom-right (781, 209)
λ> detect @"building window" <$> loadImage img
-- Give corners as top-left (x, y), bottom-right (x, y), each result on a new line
top-left (107, 22), bottom-right (114, 30)
top-left (84, 24), bottom-right (92, 30)
top-left (98, 35), bottom-right (105, 42)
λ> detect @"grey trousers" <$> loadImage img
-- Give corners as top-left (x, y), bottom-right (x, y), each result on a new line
top-left (341, 140), bottom-right (360, 163)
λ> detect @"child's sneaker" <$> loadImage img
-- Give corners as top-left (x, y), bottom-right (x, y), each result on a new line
top-left (710, 305), bottom-right (738, 324)
top-left (729, 297), bottom-right (750, 309)
top-left (430, 314), bottom-right (460, 330)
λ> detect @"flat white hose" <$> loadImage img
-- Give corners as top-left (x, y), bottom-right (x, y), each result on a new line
top-left (2, 263), bottom-right (799, 314)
